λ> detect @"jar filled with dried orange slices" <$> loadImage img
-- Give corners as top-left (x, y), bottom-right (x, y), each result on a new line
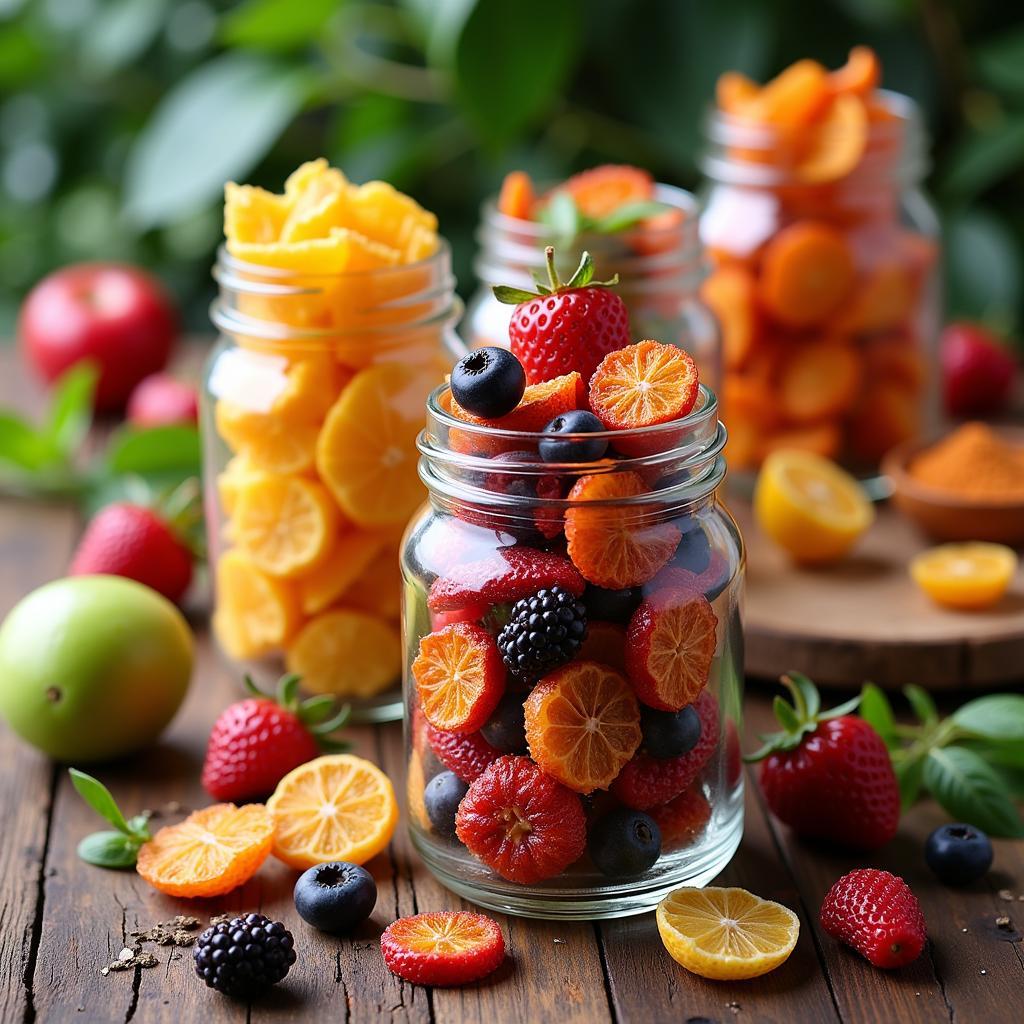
top-left (203, 160), bottom-right (462, 722)
top-left (698, 48), bottom-right (940, 488)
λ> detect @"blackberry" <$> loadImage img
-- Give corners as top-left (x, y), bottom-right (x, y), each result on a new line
top-left (497, 585), bottom-right (587, 676)
top-left (193, 913), bottom-right (296, 998)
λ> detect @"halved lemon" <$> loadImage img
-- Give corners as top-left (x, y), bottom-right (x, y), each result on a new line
top-left (910, 542), bottom-right (1018, 610)
top-left (754, 449), bottom-right (874, 564)
top-left (657, 886), bottom-right (800, 980)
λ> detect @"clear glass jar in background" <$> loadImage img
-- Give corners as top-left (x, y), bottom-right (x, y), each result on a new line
top-left (699, 91), bottom-right (941, 493)
top-left (202, 243), bottom-right (462, 722)
top-left (402, 382), bottom-right (744, 919)
top-left (463, 185), bottom-right (720, 390)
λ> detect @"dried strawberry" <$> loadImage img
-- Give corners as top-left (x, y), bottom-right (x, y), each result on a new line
top-left (381, 911), bottom-right (505, 986)
top-left (648, 785), bottom-right (712, 850)
top-left (455, 755), bottom-right (586, 883)
top-left (426, 724), bottom-right (502, 783)
top-left (611, 690), bottom-right (719, 810)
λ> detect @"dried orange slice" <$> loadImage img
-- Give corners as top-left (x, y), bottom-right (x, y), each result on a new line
top-left (524, 661), bottom-right (641, 793)
top-left (565, 472), bottom-right (681, 589)
top-left (700, 266), bottom-right (760, 371)
top-left (224, 183), bottom-right (289, 244)
top-left (228, 229), bottom-right (402, 275)
top-left (267, 753), bottom-right (398, 869)
top-left (273, 356), bottom-right (350, 422)
top-left (497, 170), bottom-right (536, 219)
top-left (347, 180), bottom-right (438, 251)
top-left (557, 164), bottom-right (654, 219)
top-left (778, 343), bottom-right (862, 424)
top-left (136, 803), bottom-right (274, 897)
top-left (296, 529), bottom-right (386, 616)
top-left (829, 46), bottom-right (881, 98)
top-left (316, 363), bottom-right (432, 527)
top-left (232, 476), bottom-right (340, 578)
top-left (216, 454), bottom-right (266, 517)
top-left (285, 608), bottom-right (400, 698)
top-left (215, 400), bottom-right (320, 475)
top-left (213, 549), bottom-right (300, 660)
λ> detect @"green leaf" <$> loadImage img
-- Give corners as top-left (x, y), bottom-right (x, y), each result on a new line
top-left (47, 364), bottom-right (97, 457)
top-left (895, 756), bottom-right (925, 811)
top-left (962, 739), bottom-right (1024, 768)
top-left (106, 425), bottom-right (200, 477)
top-left (953, 695), bottom-right (1024, 742)
top-left (0, 415), bottom-right (59, 472)
top-left (453, 0), bottom-right (582, 147)
top-left (943, 209), bottom-right (1022, 327)
top-left (991, 763), bottom-right (1024, 798)
top-left (124, 53), bottom-right (313, 227)
top-left (903, 684), bottom-right (938, 728)
top-left (77, 830), bottom-right (142, 869)
top-left (69, 769), bottom-right (131, 834)
top-left (298, 695), bottom-right (337, 725)
top-left (538, 192), bottom-right (581, 246)
top-left (80, 0), bottom-right (168, 75)
top-left (783, 672), bottom-right (820, 721)
top-left (124, 814), bottom-right (152, 838)
top-left (590, 201), bottom-right (669, 234)
top-left (493, 285), bottom-right (540, 305)
top-left (221, 0), bottom-right (342, 52)
top-left (403, 0), bottom-right (477, 67)
top-left (976, 26), bottom-right (1024, 97)
top-left (773, 695), bottom-right (800, 734)
top-left (859, 683), bottom-right (897, 747)
top-left (939, 117), bottom-right (1024, 202)
top-left (922, 746), bottom-right (1024, 838)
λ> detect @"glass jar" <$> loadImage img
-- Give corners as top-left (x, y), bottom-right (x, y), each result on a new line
top-left (699, 90), bottom-right (940, 491)
top-left (463, 185), bottom-right (720, 388)
top-left (202, 243), bottom-right (462, 722)
top-left (402, 381), bottom-right (744, 919)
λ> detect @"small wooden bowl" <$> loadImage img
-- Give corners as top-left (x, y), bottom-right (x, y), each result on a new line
top-left (882, 428), bottom-right (1024, 546)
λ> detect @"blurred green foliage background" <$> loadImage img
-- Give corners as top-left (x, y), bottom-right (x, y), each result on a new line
top-left (1, 0), bottom-right (1023, 343)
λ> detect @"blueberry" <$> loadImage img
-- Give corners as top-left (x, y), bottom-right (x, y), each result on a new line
top-left (293, 862), bottom-right (377, 933)
top-left (588, 809), bottom-right (662, 877)
top-left (925, 823), bottom-right (993, 886)
top-left (641, 704), bottom-right (702, 759)
top-left (424, 771), bottom-right (470, 839)
top-left (481, 693), bottom-right (528, 753)
top-left (671, 524), bottom-right (711, 575)
top-left (584, 584), bottom-right (642, 624)
top-left (451, 347), bottom-right (526, 418)
top-left (539, 410), bottom-right (609, 463)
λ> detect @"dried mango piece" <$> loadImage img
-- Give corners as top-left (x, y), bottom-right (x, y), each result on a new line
top-left (224, 183), bottom-right (290, 245)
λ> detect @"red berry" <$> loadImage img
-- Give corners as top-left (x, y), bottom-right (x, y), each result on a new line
top-left (940, 322), bottom-right (1017, 418)
top-left (426, 724), bottom-right (502, 782)
top-left (381, 911), bottom-right (505, 986)
top-left (456, 754), bottom-right (586, 883)
top-left (611, 690), bottom-right (719, 810)
top-left (820, 868), bottom-right (927, 969)
top-left (69, 502), bottom-right (192, 604)
top-left (127, 373), bottom-right (198, 427)
top-left (648, 784), bottom-right (711, 850)
top-left (428, 546), bottom-right (584, 612)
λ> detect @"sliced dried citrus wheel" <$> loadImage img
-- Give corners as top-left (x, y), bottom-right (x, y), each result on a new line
top-left (214, 549), bottom-right (300, 660)
top-left (215, 400), bottom-right (319, 475)
top-left (316, 363), bottom-right (432, 527)
top-left (700, 266), bottom-right (759, 371)
top-left (136, 803), bottom-right (274, 897)
top-left (657, 886), bottom-right (799, 980)
top-left (558, 164), bottom-right (654, 219)
top-left (267, 753), bottom-right (398, 869)
top-left (296, 529), bottom-right (386, 616)
top-left (778, 342), bottom-right (862, 424)
top-left (381, 911), bottom-right (505, 986)
top-left (273, 356), bottom-right (350, 422)
top-left (228, 229), bottom-right (401, 275)
top-left (232, 476), bottom-right (340, 578)
top-left (412, 623), bottom-right (506, 734)
top-left (565, 472), bottom-right (681, 589)
top-left (216, 454), bottom-right (266, 517)
top-left (224, 183), bottom-right (289, 244)
top-left (285, 608), bottom-right (400, 698)
top-left (523, 660), bottom-right (641, 793)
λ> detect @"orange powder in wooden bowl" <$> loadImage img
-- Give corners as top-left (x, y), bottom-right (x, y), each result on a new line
top-left (909, 423), bottom-right (1024, 501)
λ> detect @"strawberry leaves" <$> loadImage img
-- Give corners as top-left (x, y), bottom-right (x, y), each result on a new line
top-left (493, 247), bottom-right (618, 305)
top-left (244, 672), bottom-right (351, 753)
top-left (860, 684), bottom-right (1024, 837)
top-left (69, 768), bottom-right (152, 869)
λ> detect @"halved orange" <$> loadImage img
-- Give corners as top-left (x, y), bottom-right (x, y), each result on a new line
top-left (136, 803), bottom-right (274, 897)
top-left (524, 660), bottom-right (641, 793)
top-left (213, 549), bottom-right (300, 660)
top-left (295, 529), bottom-right (386, 616)
top-left (267, 753), bottom-right (398, 869)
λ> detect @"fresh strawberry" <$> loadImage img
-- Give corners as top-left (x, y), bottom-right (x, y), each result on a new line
top-left (381, 911), bottom-right (505, 986)
top-left (940, 321), bottom-right (1017, 418)
top-left (748, 673), bottom-right (900, 850)
top-left (428, 545), bottom-right (584, 611)
top-left (126, 372), bottom-right (198, 427)
top-left (611, 690), bottom-right (719, 809)
top-left (648, 784), bottom-right (711, 849)
top-left (820, 868), bottom-right (927, 968)
top-left (494, 247), bottom-right (631, 390)
top-left (426, 723), bottom-right (503, 782)
top-left (69, 499), bottom-right (195, 604)
top-left (201, 674), bottom-right (349, 802)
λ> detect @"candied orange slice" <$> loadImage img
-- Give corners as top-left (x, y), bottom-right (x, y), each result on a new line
top-left (716, 71), bottom-right (760, 115)
top-left (136, 803), bottom-right (274, 897)
top-left (796, 93), bottom-right (868, 184)
top-left (829, 46), bottom-right (881, 97)
top-left (778, 343), bottom-right (862, 424)
top-left (215, 400), bottom-right (320, 475)
top-left (753, 59), bottom-right (830, 125)
top-left (565, 472), bottom-right (681, 589)
top-left (316, 363), bottom-right (431, 527)
top-left (272, 356), bottom-right (351, 423)
top-left (213, 549), bottom-right (300, 659)
top-left (267, 753), bottom-right (398, 869)
top-left (833, 264), bottom-right (914, 336)
top-left (523, 661), bottom-right (641, 793)
top-left (228, 229), bottom-right (402, 275)
top-left (224, 183), bottom-right (289, 244)
top-left (701, 267), bottom-right (760, 371)
top-left (281, 188), bottom-right (348, 243)
top-left (347, 181), bottom-right (438, 251)
top-left (557, 164), bottom-right (654, 219)
top-left (296, 529), bottom-right (386, 616)
top-left (497, 170), bottom-right (536, 219)
top-left (216, 454), bottom-right (266, 517)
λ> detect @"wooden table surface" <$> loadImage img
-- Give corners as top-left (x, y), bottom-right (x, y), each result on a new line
top-left (2, 352), bottom-right (1023, 1024)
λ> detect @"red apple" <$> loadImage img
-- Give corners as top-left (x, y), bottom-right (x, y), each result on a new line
top-left (19, 263), bottom-right (178, 412)
top-left (127, 373), bottom-right (198, 427)
top-left (940, 322), bottom-right (1017, 419)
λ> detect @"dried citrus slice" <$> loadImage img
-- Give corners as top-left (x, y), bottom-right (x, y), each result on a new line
top-left (316, 363), bottom-right (431, 527)
top-left (657, 886), bottom-right (800, 980)
top-left (347, 180), bottom-right (438, 250)
top-left (412, 623), bottom-right (506, 734)
top-left (778, 342), bottom-right (862, 424)
top-left (216, 454), bottom-right (266, 517)
top-left (213, 549), bottom-right (300, 660)
top-left (281, 188), bottom-right (348, 243)
top-left (273, 356), bottom-right (351, 422)
top-left (267, 753), bottom-right (398, 869)
top-left (224, 183), bottom-right (289, 244)
top-left (910, 543), bottom-right (1018, 610)
top-left (497, 170), bottom-right (536, 219)
top-left (700, 266), bottom-right (760, 371)
top-left (523, 660), bottom-right (641, 793)
top-left (215, 400), bottom-right (319, 475)
top-left (285, 608), bottom-right (400, 698)
top-left (228, 228), bottom-right (402, 275)
top-left (796, 92), bottom-right (868, 184)
top-left (381, 911), bottom-right (505, 986)
top-left (296, 529), bottom-right (386, 616)
top-left (565, 472), bottom-right (681, 589)
top-left (232, 476), bottom-right (340, 578)
top-left (557, 164), bottom-right (654, 219)
top-left (136, 803), bottom-right (274, 897)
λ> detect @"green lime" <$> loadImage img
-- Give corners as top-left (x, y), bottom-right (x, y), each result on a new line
top-left (0, 575), bottom-right (193, 762)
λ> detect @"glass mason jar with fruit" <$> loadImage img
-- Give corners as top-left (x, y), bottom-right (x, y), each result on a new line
top-left (463, 165), bottom-right (720, 388)
top-left (202, 160), bottom-right (461, 723)
top-left (402, 337), bottom-right (744, 920)
top-left (698, 48), bottom-right (940, 488)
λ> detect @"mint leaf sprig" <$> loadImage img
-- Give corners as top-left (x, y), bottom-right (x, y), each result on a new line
top-left (536, 192), bottom-right (669, 247)
top-left (69, 769), bottom-right (152, 869)
top-left (860, 684), bottom-right (1024, 837)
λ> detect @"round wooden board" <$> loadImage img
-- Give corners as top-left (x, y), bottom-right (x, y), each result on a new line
top-left (731, 498), bottom-right (1024, 690)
